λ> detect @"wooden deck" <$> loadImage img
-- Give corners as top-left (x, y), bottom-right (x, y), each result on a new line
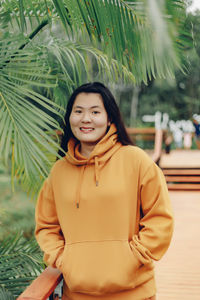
top-left (155, 149), bottom-right (200, 299)
top-left (155, 191), bottom-right (200, 299)
top-left (159, 150), bottom-right (200, 168)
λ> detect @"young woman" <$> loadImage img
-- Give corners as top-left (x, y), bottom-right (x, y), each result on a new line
top-left (192, 114), bottom-right (200, 149)
top-left (35, 82), bottom-right (173, 300)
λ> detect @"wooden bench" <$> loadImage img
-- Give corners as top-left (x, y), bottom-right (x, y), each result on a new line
top-left (127, 128), bottom-right (165, 165)
top-left (162, 168), bottom-right (200, 190)
top-left (17, 267), bottom-right (63, 300)
top-left (126, 127), bottom-right (157, 141)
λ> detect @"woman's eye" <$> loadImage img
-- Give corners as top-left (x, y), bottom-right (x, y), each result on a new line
top-left (92, 111), bottom-right (100, 114)
top-left (75, 110), bottom-right (82, 113)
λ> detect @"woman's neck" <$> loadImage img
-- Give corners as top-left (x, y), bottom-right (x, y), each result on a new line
top-left (80, 142), bottom-right (96, 158)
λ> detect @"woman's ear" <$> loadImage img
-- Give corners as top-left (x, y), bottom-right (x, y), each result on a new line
top-left (108, 120), bottom-right (111, 126)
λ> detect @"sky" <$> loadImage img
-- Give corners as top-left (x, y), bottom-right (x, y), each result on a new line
top-left (187, 0), bottom-right (200, 12)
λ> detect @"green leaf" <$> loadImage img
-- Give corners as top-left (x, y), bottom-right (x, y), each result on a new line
top-left (0, 232), bottom-right (44, 297)
top-left (0, 288), bottom-right (15, 300)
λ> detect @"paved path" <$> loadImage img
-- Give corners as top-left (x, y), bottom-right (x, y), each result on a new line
top-left (155, 191), bottom-right (200, 299)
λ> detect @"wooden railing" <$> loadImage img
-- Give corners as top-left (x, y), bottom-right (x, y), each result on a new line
top-left (17, 267), bottom-right (63, 300)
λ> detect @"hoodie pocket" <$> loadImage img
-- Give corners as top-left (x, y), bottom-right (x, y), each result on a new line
top-left (60, 240), bottom-right (143, 295)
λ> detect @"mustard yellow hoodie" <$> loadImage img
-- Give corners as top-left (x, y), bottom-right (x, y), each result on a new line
top-left (35, 124), bottom-right (173, 300)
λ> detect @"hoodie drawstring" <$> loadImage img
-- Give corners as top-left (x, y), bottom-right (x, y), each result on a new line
top-left (75, 158), bottom-right (100, 208)
top-left (94, 157), bottom-right (100, 187)
top-left (76, 165), bottom-right (86, 208)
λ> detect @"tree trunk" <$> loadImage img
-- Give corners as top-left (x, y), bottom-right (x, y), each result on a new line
top-left (130, 85), bottom-right (140, 127)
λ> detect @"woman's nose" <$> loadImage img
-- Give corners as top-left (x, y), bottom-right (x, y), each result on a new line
top-left (81, 111), bottom-right (91, 122)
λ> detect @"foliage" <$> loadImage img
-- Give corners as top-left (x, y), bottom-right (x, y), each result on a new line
top-left (0, 0), bottom-right (191, 195)
top-left (0, 32), bottom-right (64, 194)
top-left (0, 232), bottom-right (44, 298)
top-left (137, 9), bottom-right (200, 123)
top-left (1, 0), bottom-right (191, 82)
top-left (0, 164), bottom-right (40, 298)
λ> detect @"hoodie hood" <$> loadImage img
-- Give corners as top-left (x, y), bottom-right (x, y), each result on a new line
top-left (66, 123), bottom-right (121, 165)
top-left (65, 123), bottom-right (122, 207)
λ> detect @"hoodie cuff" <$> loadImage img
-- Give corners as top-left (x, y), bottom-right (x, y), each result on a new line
top-left (130, 235), bottom-right (152, 265)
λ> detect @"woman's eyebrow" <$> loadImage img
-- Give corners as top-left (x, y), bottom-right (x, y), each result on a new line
top-left (90, 105), bottom-right (101, 109)
top-left (73, 105), bottom-right (83, 108)
top-left (74, 105), bottom-right (101, 109)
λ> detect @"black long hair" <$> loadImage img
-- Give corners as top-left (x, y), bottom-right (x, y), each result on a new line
top-left (58, 82), bottom-right (133, 157)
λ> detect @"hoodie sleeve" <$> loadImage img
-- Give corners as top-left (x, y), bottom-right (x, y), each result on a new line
top-left (130, 162), bottom-right (174, 264)
top-left (35, 175), bottom-right (64, 269)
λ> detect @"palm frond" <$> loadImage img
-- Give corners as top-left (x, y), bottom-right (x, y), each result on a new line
top-left (1, 0), bottom-right (191, 82)
top-left (0, 0), bottom-right (55, 34)
top-left (0, 232), bottom-right (44, 297)
top-left (51, 0), bottom-right (191, 83)
top-left (0, 288), bottom-right (15, 300)
top-left (46, 39), bottom-right (135, 96)
top-left (0, 32), bottom-right (65, 195)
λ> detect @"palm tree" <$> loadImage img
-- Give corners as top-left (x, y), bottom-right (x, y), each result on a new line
top-left (0, 0), bottom-right (190, 195)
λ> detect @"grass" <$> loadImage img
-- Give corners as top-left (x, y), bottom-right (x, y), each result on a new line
top-left (0, 163), bottom-right (35, 241)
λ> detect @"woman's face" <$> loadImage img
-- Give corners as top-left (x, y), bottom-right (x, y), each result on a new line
top-left (69, 92), bottom-right (110, 147)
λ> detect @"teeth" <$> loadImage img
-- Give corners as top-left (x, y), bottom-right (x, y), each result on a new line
top-left (80, 128), bottom-right (93, 132)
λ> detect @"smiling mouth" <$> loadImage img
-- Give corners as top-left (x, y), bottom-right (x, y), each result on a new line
top-left (80, 127), bottom-right (94, 133)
